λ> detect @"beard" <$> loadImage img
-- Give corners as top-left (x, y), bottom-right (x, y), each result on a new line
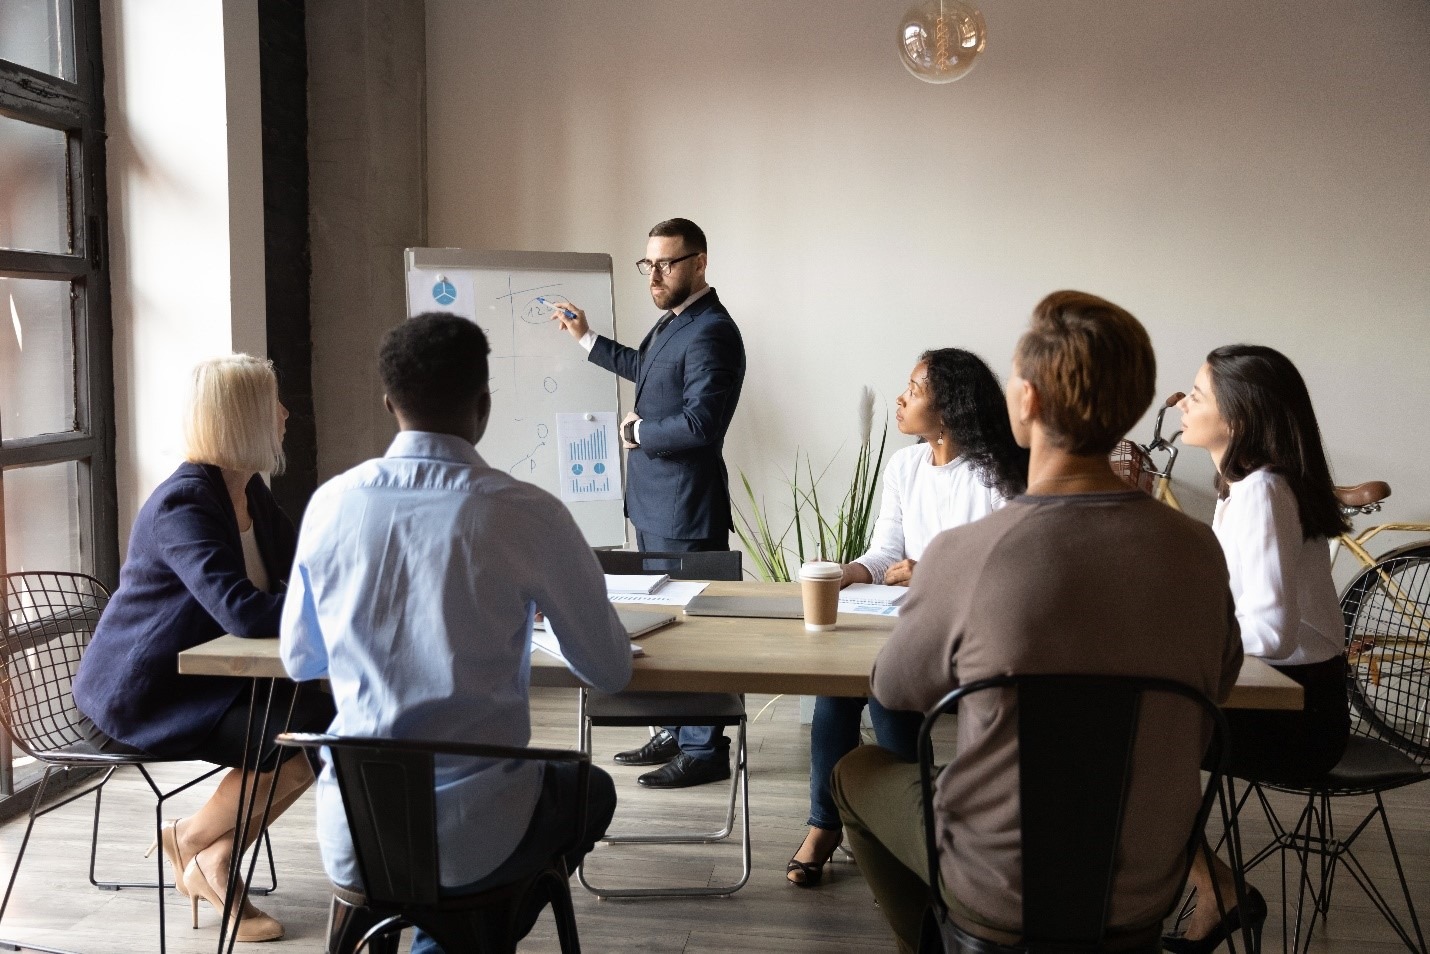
top-left (649, 274), bottom-right (693, 311)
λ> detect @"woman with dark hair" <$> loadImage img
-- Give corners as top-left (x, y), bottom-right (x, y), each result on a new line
top-left (1167, 344), bottom-right (1350, 952)
top-left (786, 348), bottom-right (1027, 886)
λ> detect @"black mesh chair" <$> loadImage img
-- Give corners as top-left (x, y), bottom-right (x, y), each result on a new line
top-left (1232, 548), bottom-right (1430, 954)
top-left (275, 732), bottom-right (586, 954)
top-left (918, 674), bottom-right (1230, 954)
top-left (0, 571), bottom-right (273, 954)
top-left (575, 549), bottom-right (750, 898)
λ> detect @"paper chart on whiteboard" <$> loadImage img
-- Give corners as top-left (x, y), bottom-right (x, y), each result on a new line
top-left (556, 412), bottom-right (621, 502)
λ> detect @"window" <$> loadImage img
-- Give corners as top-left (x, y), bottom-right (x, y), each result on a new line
top-left (0, 0), bottom-right (114, 805)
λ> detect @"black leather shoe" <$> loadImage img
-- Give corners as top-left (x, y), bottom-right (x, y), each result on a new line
top-left (637, 752), bottom-right (732, 788)
top-left (613, 730), bottom-right (679, 766)
top-left (1162, 886), bottom-right (1267, 954)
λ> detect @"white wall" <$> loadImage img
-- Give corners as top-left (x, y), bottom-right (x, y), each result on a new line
top-left (103, 0), bottom-right (268, 544)
top-left (424, 0), bottom-right (1430, 549)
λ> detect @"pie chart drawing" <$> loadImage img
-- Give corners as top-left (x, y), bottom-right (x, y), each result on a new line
top-left (432, 280), bottom-right (457, 306)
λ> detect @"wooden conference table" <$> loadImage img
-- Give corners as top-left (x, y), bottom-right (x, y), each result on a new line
top-left (179, 580), bottom-right (1303, 709)
top-left (178, 579), bottom-right (1298, 949)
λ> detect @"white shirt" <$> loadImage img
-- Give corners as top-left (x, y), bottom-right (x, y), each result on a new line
top-left (280, 431), bottom-right (632, 890)
top-left (238, 525), bottom-right (270, 592)
top-left (1212, 468), bottom-right (1343, 666)
top-left (853, 443), bottom-right (1006, 585)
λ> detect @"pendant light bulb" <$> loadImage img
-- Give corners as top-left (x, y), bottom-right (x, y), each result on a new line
top-left (897, 0), bottom-right (987, 84)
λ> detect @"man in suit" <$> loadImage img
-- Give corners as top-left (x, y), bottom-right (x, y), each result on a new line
top-left (552, 217), bottom-right (746, 788)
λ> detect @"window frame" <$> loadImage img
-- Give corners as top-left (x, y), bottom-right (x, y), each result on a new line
top-left (0, 0), bottom-right (115, 803)
top-left (0, 0), bottom-right (116, 587)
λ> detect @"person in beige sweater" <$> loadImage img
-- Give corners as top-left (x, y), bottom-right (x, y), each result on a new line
top-left (832, 291), bottom-right (1243, 953)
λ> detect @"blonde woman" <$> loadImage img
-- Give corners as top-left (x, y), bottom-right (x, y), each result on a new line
top-left (74, 355), bottom-right (333, 943)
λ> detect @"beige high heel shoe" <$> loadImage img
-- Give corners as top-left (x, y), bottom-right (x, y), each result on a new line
top-left (144, 818), bottom-right (192, 897)
top-left (182, 857), bottom-right (284, 943)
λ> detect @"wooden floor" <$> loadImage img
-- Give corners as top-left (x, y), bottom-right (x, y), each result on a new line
top-left (0, 689), bottom-right (1425, 953)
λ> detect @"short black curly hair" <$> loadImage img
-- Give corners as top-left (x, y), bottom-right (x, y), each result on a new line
top-left (379, 312), bottom-right (490, 420)
top-left (920, 348), bottom-right (1029, 499)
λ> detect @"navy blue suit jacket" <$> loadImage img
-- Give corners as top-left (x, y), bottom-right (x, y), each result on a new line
top-left (588, 289), bottom-right (746, 540)
top-left (73, 463), bottom-right (295, 756)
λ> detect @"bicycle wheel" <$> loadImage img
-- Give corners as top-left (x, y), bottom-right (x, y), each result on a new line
top-left (1339, 542), bottom-right (1430, 761)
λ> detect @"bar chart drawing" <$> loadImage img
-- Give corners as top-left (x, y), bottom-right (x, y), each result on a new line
top-left (555, 411), bottom-right (621, 502)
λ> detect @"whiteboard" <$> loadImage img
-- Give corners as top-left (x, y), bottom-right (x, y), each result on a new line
top-left (404, 248), bottom-right (626, 548)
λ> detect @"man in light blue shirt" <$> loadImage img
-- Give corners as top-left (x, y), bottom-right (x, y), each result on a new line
top-left (280, 313), bottom-right (631, 952)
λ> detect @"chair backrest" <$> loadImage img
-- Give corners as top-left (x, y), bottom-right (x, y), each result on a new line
top-left (276, 733), bottom-right (591, 907)
top-left (0, 571), bottom-right (110, 757)
top-left (1340, 546), bottom-right (1430, 764)
top-left (594, 549), bottom-right (741, 582)
top-left (919, 674), bottom-right (1226, 948)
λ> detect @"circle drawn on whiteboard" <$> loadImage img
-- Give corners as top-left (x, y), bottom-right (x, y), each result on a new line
top-left (543, 377), bottom-right (558, 393)
top-left (536, 424), bottom-right (549, 439)
top-left (432, 279), bottom-right (458, 306)
top-left (572, 464), bottom-right (584, 476)
top-left (594, 462), bottom-right (606, 475)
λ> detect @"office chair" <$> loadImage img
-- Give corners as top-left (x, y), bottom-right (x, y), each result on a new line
top-left (575, 549), bottom-right (751, 898)
top-left (0, 571), bottom-right (274, 954)
top-left (917, 674), bottom-right (1230, 954)
top-left (275, 733), bottom-right (584, 954)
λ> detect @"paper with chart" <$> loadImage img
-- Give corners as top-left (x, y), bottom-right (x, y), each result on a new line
top-left (556, 412), bottom-right (621, 502)
top-left (404, 249), bottom-right (626, 547)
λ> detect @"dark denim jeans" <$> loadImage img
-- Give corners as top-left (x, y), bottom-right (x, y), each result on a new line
top-left (808, 695), bottom-right (921, 830)
top-left (409, 762), bottom-right (617, 954)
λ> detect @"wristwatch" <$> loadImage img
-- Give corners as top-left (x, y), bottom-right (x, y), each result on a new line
top-left (622, 419), bottom-right (639, 446)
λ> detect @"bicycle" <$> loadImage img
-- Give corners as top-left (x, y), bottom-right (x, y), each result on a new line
top-left (1121, 393), bottom-right (1430, 757)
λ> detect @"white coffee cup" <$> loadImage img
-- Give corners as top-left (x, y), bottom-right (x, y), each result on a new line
top-left (799, 561), bottom-right (842, 632)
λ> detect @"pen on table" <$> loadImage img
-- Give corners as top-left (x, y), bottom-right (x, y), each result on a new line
top-left (538, 297), bottom-right (577, 319)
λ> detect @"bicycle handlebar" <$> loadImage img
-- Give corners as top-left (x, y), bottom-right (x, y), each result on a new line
top-left (1151, 392), bottom-right (1185, 447)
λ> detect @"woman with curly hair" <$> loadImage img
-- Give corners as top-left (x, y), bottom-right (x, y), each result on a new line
top-left (786, 348), bottom-right (1027, 887)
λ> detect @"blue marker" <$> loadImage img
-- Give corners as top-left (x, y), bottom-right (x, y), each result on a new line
top-left (537, 296), bottom-right (577, 319)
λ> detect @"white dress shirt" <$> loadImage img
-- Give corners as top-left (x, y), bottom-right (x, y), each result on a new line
top-left (853, 443), bottom-right (1006, 585)
top-left (1212, 468), bottom-right (1343, 666)
top-left (280, 431), bottom-right (632, 890)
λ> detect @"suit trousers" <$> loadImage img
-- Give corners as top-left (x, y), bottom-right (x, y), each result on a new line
top-left (635, 529), bottom-right (731, 761)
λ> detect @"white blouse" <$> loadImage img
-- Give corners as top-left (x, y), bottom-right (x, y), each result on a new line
top-left (852, 443), bottom-right (1005, 585)
top-left (239, 525), bottom-right (271, 594)
top-left (1212, 468), bottom-right (1343, 666)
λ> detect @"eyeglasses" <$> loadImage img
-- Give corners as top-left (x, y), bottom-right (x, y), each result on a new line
top-left (635, 251), bottom-right (700, 277)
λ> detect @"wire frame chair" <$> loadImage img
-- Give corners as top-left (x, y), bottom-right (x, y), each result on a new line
top-left (1109, 439), bottom-right (1157, 495)
top-left (0, 571), bottom-right (268, 953)
top-left (1231, 546), bottom-right (1430, 954)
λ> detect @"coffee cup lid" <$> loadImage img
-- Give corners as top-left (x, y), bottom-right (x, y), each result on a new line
top-left (799, 561), bottom-right (842, 581)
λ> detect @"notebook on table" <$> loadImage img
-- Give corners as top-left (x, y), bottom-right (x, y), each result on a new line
top-left (532, 608), bottom-right (678, 661)
top-left (683, 594), bottom-right (804, 619)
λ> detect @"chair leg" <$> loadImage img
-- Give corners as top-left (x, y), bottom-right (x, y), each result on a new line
top-left (0, 767), bottom-right (56, 926)
top-left (578, 718), bottom-right (752, 898)
top-left (327, 895), bottom-right (402, 954)
top-left (547, 878), bottom-right (582, 954)
top-left (0, 767), bottom-right (98, 954)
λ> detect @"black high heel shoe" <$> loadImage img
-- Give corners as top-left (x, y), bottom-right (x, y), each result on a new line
top-left (1161, 886), bottom-right (1267, 954)
top-left (786, 829), bottom-right (843, 888)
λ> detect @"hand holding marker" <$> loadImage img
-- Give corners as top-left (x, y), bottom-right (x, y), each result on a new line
top-left (538, 296), bottom-right (577, 319)
top-left (543, 297), bottom-right (590, 340)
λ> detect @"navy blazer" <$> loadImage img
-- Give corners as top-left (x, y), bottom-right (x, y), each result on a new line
top-left (588, 289), bottom-right (746, 540)
top-left (73, 463), bottom-right (295, 756)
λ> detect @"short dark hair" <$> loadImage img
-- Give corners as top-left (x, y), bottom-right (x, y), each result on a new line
top-left (1206, 344), bottom-right (1349, 539)
top-left (920, 348), bottom-right (1028, 498)
top-left (1015, 290), bottom-right (1156, 455)
top-left (648, 218), bottom-right (707, 254)
top-left (379, 312), bottom-right (490, 420)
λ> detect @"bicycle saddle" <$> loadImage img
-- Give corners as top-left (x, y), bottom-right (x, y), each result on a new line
top-left (1334, 481), bottom-right (1391, 508)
